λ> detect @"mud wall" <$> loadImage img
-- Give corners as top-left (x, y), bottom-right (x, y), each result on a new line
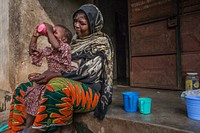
top-left (0, 0), bottom-right (10, 91)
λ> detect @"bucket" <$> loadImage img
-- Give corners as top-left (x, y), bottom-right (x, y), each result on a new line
top-left (185, 96), bottom-right (200, 120)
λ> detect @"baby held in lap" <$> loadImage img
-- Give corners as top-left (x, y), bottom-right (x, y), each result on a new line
top-left (24, 22), bottom-right (72, 132)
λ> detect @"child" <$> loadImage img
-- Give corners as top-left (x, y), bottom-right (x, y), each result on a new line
top-left (23, 23), bottom-right (72, 132)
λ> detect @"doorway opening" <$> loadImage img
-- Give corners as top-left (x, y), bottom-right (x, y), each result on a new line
top-left (95, 0), bottom-right (129, 86)
top-left (115, 12), bottom-right (129, 85)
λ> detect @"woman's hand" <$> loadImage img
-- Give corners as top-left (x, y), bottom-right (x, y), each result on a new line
top-left (31, 70), bottom-right (62, 84)
top-left (28, 72), bottom-right (41, 82)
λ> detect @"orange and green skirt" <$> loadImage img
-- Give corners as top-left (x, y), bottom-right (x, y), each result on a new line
top-left (8, 77), bottom-right (100, 132)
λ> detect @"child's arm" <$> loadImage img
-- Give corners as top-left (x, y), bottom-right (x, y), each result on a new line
top-left (29, 29), bottom-right (40, 55)
top-left (29, 27), bottom-right (44, 67)
top-left (44, 23), bottom-right (60, 49)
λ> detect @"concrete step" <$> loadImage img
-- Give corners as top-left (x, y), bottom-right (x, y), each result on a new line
top-left (74, 85), bottom-right (200, 133)
top-left (2, 86), bottom-right (200, 133)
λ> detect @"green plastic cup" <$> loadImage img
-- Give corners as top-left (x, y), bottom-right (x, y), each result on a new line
top-left (138, 97), bottom-right (152, 114)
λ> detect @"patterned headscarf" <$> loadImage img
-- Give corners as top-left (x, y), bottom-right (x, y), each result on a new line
top-left (71, 4), bottom-right (114, 120)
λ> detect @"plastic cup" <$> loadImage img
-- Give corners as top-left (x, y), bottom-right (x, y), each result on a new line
top-left (37, 23), bottom-right (47, 36)
top-left (138, 97), bottom-right (152, 114)
top-left (122, 92), bottom-right (139, 112)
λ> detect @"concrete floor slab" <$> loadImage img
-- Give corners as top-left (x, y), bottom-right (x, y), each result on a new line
top-left (74, 85), bottom-right (200, 133)
top-left (2, 85), bottom-right (200, 133)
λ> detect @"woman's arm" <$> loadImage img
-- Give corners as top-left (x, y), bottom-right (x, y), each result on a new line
top-left (61, 55), bottom-right (103, 82)
top-left (31, 70), bottom-right (62, 84)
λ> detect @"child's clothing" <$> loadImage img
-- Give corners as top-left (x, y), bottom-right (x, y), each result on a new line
top-left (24, 41), bottom-right (71, 116)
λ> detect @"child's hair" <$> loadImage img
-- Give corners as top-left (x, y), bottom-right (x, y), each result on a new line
top-left (56, 25), bottom-right (72, 44)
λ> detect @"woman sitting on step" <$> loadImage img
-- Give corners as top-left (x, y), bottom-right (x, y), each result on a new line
top-left (8, 4), bottom-right (114, 133)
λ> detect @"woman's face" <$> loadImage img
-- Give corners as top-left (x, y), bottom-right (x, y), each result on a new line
top-left (73, 12), bottom-right (90, 38)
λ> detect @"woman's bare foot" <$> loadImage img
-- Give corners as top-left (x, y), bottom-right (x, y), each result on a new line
top-left (59, 124), bottom-right (77, 133)
top-left (26, 127), bottom-right (43, 133)
top-left (52, 128), bottom-right (60, 133)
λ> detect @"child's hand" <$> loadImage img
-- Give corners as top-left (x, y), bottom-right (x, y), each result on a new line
top-left (44, 23), bottom-right (53, 33)
top-left (28, 73), bottom-right (41, 82)
top-left (33, 28), bottom-right (40, 37)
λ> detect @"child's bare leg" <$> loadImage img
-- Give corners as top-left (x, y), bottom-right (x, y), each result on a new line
top-left (26, 127), bottom-right (43, 133)
top-left (24, 114), bottom-right (43, 133)
top-left (25, 113), bottom-right (35, 130)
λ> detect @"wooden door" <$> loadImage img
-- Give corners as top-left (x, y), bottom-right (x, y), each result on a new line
top-left (128, 0), bottom-right (200, 90)
top-left (180, 0), bottom-right (200, 85)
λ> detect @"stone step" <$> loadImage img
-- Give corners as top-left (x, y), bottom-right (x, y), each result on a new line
top-left (74, 86), bottom-right (199, 133)
top-left (2, 86), bottom-right (200, 133)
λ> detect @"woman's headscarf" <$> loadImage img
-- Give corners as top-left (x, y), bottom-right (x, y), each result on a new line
top-left (71, 4), bottom-right (114, 120)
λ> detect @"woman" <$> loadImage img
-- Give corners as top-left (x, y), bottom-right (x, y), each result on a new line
top-left (8, 4), bottom-right (113, 133)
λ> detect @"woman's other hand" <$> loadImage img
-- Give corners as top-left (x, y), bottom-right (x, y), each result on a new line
top-left (31, 70), bottom-right (62, 84)
top-left (28, 72), bottom-right (41, 82)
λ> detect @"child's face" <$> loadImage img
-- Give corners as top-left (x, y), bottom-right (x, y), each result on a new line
top-left (53, 26), bottom-right (66, 42)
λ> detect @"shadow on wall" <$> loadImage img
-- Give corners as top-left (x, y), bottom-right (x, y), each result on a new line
top-left (0, 89), bottom-right (12, 112)
top-left (38, 0), bottom-right (92, 33)
top-left (0, 89), bottom-right (12, 132)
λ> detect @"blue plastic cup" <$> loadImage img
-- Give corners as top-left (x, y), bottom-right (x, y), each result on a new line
top-left (122, 92), bottom-right (139, 112)
top-left (185, 96), bottom-right (200, 120)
